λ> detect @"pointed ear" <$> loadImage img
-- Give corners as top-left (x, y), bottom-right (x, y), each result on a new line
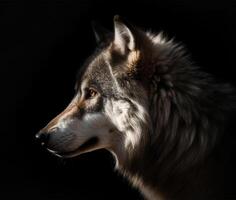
top-left (113, 15), bottom-right (135, 54)
top-left (91, 21), bottom-right (111, 44)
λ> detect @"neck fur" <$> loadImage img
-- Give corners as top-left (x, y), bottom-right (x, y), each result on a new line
top-left (113, 36), bottom-right (232, 199)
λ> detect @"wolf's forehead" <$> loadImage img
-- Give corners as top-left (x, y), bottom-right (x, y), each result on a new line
top-left (78, 51), bottom-right (115, 91)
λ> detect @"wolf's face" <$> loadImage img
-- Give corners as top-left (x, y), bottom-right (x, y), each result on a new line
top-left (36, 16), bottom-right (152, 165)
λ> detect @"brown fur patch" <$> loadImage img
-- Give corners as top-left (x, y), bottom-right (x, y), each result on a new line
top-left (126, 50), bottom-right (141, 75)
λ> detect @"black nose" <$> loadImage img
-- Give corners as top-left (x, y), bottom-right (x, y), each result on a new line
top-left (35, 131), bottom-right (50, 146)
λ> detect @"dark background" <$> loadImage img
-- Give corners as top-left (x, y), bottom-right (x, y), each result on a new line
top-left (1, 0), bottom-right (236, 199)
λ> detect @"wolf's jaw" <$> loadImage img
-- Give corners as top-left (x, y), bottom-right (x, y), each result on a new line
top-left (47, 137), bottom-right (99, 158)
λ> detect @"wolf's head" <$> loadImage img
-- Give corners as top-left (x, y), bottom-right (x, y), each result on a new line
top-left (36, 16), bottom-right (159, 166)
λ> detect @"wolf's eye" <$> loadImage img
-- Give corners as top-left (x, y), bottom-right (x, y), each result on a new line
top-left (85, 88), bottom-right (97, 99)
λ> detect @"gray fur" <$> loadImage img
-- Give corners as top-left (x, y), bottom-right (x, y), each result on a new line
top-left (38, 16), bottom-right (235, 200)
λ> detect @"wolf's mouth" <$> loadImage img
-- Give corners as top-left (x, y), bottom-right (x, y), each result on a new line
top-left (49, 137), bottom-right (99, 158)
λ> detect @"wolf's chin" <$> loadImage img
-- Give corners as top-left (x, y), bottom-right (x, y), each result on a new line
top-left (47, 137), bottom-right (100, 158)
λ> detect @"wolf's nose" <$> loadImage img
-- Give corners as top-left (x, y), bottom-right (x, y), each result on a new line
top-left (35, 131), bottom-right (50, 146)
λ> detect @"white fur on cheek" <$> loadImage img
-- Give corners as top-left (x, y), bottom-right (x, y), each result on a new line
top-left (105, 99), bottom-right (148, 149)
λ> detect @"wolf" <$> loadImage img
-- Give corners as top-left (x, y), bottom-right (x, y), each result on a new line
top-left (36, 16), bottom-right (235, 200)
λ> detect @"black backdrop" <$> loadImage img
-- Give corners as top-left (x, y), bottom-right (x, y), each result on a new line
top-left (2, 0), bottom-right (236, 199)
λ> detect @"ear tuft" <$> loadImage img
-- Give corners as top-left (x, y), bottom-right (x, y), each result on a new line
top-left (113, 15), bottom-right (135, 54)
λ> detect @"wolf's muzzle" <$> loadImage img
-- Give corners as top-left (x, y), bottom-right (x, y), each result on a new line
top-left (35, 130), bottom-right (51, 146)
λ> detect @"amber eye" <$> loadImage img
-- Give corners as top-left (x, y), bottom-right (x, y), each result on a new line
top-left (85, 88), bottom-right (97, 99)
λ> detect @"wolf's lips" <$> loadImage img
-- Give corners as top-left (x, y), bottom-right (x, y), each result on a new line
top-left (48, 137), bottom-right (99, 158)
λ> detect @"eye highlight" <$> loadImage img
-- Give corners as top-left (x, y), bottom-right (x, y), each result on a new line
top-left (85, 88), bottom-right (98, 99)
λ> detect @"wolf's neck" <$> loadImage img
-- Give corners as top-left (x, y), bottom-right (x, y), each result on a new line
top-left (117, 158), bottom-right (165, 200)
top-left (111, 36), bottom-right (231, 200)
top-left (128, 174), bottom-right (164, 200)
top-left (117, 68), bottom-right (224, 200)
top-left (141, 185), bottom-right (164, 200)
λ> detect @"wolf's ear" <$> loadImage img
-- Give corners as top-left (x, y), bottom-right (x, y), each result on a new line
top-left (91, 21), bottom-right (111, 44)
top-left (113, 15), bottom-right (135, 54)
